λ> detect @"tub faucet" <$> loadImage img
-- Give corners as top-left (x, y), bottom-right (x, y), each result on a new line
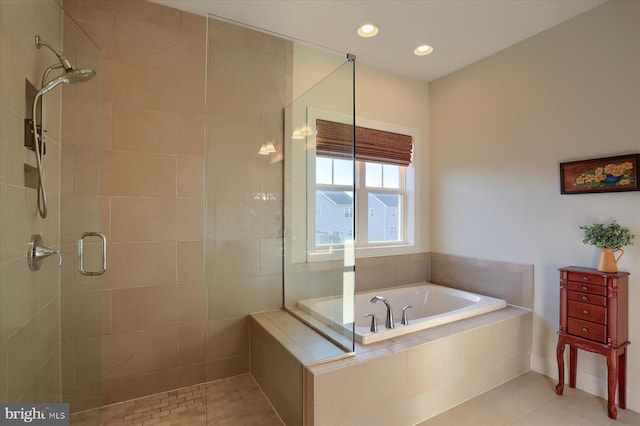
top-left (370, 296), bottom-right (395, 329)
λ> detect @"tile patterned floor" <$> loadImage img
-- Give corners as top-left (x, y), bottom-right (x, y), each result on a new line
top-left (71, 371), bottom-right (639, 425)
top-left (70, 374), bottom-right (282, 426)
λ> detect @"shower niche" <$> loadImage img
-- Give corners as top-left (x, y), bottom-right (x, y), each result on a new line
top-left (24, 78), bottom-right (41, 190)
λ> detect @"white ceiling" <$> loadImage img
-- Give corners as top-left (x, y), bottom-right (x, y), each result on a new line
top-left (150, 0), bottom-right (606, 82)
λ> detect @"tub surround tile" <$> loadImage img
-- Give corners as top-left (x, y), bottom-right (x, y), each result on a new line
top-left (303, 306), bottom-right (532, 425)
top-left (430, 252), bottom-right (534, 309)
top-left (355, 252), bottom-right (430, 292)
top-left (250, 316), bottom-right (304, 426)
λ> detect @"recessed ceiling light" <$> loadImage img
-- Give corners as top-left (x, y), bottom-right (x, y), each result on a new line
top-left (414, 44), bottom-right (434, 56)
top-left (357, 24), bottom-right (379, 38)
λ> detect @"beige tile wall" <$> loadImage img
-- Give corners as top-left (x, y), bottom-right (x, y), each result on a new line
top-left (64, 0), bottom-right (291, 406)
top-left (430, 252), bottom-right (534, 309)
top-left (205, 18), bottom-right (289, 381)
top-left (0, 0), bottom-right (64, 404)
top-left (64, 0), bottom-right (208, 405)
top-left (308, 307), bottom-right (532, 425)
top-left (355, 252), bottom-right (430, 292)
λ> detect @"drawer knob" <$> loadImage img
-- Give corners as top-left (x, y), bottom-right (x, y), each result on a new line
top-left (582, 296), bottom-right (588, 301)
top-left (582, 276), bottom-right (589, 281)
top-left (582, 327), bottom-right (588, 333)
top-left (582, 286), bottom-right (588, 291)
top-left (582, 310), bottom-right (589, 315)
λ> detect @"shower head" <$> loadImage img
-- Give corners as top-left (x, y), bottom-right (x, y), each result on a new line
top-left (35, 34), bottom-right (74, 72)
top-left (37, 68), bottom-right (96, 96)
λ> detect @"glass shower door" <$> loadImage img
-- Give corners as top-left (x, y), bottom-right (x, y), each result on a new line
top-left (59, 11), bottom-right (104, 417)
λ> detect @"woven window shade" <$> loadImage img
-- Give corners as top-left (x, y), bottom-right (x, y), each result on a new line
top-left (316, 119), bottom-right (413, 166)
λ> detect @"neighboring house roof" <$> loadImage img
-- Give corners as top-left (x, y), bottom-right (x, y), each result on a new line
top-left (318, 190), bottom-right (353, 206)
top-left (371, 193), bottom-right (399, 208)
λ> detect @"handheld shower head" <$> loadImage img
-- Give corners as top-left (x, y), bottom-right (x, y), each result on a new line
top-left (37, 68), bottom-right (96, 96)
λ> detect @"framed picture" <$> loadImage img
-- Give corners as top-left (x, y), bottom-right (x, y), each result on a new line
top-left (560, 153), bottom-right (640, 194)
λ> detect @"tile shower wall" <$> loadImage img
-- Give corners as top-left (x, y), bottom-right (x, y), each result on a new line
top-left (65, 0), bottom-right (291, 403)
top-left (205, 18), bottom-right (289, 381)
top-left (64, 0), bottom-right (207, 404)
top-left (0, 0), bottom-right (63, 403)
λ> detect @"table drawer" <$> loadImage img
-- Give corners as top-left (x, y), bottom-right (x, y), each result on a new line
top-left (568, 291), bottom-right (606, 307)
top-left (568, 281), bottom-right (607, 296)
top-left (567, 272), bottom-right (605, 286)
top-left (568, 301), bottom-right (606, 324)
top-left (568, 318), bottom-right (606, 343)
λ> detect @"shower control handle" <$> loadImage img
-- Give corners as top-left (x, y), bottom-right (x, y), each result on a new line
top-left (364, 313), bottom-right (378, 333)
top-left (401, 305), bottom-right (413, 325)
top-left (28, 234), bottom-right (62, 271)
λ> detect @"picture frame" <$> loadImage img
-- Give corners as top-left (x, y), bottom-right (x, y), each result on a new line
top-left (560, 153), bottom-right (640, 194)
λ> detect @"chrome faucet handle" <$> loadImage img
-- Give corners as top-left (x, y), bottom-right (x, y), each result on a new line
top-left (364, 313), bottom-right (378, 333)
top-left (28, 234), bottom-right (62, 271)
top-left (401, 305), bottom-right (413, 325)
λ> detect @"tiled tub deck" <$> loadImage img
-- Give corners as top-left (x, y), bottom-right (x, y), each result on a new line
top-left (251, 305), bottom-right (532, 425)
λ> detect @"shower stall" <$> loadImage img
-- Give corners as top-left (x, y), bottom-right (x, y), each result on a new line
top-left (1, 1), bottom-right (354, 424)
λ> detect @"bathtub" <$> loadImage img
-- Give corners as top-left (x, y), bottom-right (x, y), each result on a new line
top-left (298, 283), bottom-right (507, 344)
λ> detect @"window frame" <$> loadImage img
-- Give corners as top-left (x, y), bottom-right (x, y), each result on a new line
top-left (306, 109), bottom-right (420, 261)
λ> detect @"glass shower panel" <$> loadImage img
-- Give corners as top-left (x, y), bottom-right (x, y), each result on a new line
top-left (59, 11), bottom-right (103, 417)
top-left (284, 57), bottom-right (356, 352)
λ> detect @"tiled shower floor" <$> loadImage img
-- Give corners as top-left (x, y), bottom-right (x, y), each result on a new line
top-left (70, 374), bottom-right (283, 425)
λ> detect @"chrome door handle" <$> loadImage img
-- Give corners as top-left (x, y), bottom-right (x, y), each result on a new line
top-left (79, 232), bottom-right (107, 276)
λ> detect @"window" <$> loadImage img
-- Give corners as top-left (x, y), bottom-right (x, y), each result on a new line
top-left (315, 157), bottom-right (407, 248)
top-left (315, 157), bottom-right (354, 247)
top-left (312, 119), bottom-right (413, 252)
top-left (362, 162), bottom-right (404, 245)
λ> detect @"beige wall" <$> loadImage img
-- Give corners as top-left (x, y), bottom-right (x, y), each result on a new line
top-left (65, 0), bottom-right (208, 404)
top-left (0, 0), bottom-right (63, 403)
top-left (430, 0), bottom-right (640, 410)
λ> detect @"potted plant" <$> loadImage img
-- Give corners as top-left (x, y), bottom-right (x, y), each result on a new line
top-left (579, 220), bottom-right (635, 273)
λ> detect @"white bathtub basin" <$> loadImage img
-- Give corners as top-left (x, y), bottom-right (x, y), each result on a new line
top-left (298, 283), bottom-right (507, 344)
